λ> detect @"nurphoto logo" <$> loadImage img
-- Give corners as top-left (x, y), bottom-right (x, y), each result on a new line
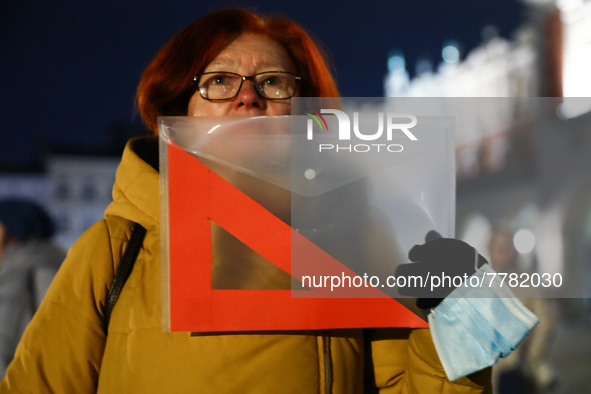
top-left (306, 109), bottom-right (418, 153)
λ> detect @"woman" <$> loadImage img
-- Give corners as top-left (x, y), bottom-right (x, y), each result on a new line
top-left (0, 9), bottom-right (491, 392)
top-left (0, 199), bottom-right (65, 378)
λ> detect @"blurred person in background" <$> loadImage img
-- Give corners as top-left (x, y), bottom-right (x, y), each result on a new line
top-left (0, 9), bottom-right (493, 392)
top-left (0, 198), bottom-right (65, 378)
top-left (488, 227), bottom-right (557, 393)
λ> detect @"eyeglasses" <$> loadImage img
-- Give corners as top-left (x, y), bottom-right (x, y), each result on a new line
top-left (193, 71), bottom-right (301, 101)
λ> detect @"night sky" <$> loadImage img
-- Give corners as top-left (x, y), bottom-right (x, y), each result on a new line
top-left (0, 0), bottom-right (525, 170)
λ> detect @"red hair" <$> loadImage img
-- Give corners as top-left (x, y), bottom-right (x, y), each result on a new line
top-left (136, 9), bottom-right (340, 134)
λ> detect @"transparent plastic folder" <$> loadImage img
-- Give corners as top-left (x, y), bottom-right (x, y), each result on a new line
top-left (287, 109), bottom-right (455, 298)
top-left (159, 113), bottom-right (454, 332)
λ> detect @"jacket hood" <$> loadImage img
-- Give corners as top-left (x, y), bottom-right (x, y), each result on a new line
top-left (104, 136), bottom-right (160, 231)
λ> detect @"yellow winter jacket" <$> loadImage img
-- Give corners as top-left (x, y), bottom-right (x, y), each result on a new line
top-left (0, 137), bottom-right (491, 393)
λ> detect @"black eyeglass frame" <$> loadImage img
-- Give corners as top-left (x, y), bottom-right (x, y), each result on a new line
top-left (192, 71), bottom-right (302, 101)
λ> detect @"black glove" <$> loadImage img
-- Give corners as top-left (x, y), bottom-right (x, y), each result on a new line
top-left (395, 230), bottom-right (488, 309)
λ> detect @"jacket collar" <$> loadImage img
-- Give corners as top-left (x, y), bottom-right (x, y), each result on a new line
top-left (104, 136), bottom-right (160, 231)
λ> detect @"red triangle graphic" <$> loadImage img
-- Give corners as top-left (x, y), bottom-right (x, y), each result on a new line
top-left (167, 141), bottom-right (428, 332)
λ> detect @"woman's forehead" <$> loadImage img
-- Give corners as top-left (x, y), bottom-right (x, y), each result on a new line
top-left (206, 34), bottom-right (294, 71)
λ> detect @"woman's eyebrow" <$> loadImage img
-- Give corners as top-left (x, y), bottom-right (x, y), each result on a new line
top-left (205, 59), bottom-right (288, 71)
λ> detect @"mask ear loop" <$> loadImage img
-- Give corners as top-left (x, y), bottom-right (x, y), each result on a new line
top-left (429, 247), bottom-right (481, 315)
top-left (431, 247), bottom-right (482, 314)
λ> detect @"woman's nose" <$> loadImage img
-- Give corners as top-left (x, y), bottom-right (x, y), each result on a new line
top-left (234, 79), bottom-right (266, 110)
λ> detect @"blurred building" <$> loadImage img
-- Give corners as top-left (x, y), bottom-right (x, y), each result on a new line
top-left (47, 156), bottom-right (119, 248)
top-left (0, 120), bottom-right (142, 249)
top-left (384, 3), bottom-right (591, 390)
top-left (0, 156), bottom-right (118, 250)
top-left (384, 0), bottom-right (591, 305)
top-left (0, 176), bottom-right (49, 208)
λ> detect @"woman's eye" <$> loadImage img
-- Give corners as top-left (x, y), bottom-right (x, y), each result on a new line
top-left (264, 77), bottom-right (279, 85)
top-left (211, 76), bottom-right (227, 85)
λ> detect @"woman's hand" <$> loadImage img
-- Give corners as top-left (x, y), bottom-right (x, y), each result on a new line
top-left (395, 230), bottom-right (488, 309)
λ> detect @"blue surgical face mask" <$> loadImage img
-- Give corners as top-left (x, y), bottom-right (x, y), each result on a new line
top-left (428, 255), bottom-right (539, 382)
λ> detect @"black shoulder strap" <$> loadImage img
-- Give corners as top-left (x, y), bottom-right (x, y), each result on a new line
top-left (103, 222), bottom-right (146, 334)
